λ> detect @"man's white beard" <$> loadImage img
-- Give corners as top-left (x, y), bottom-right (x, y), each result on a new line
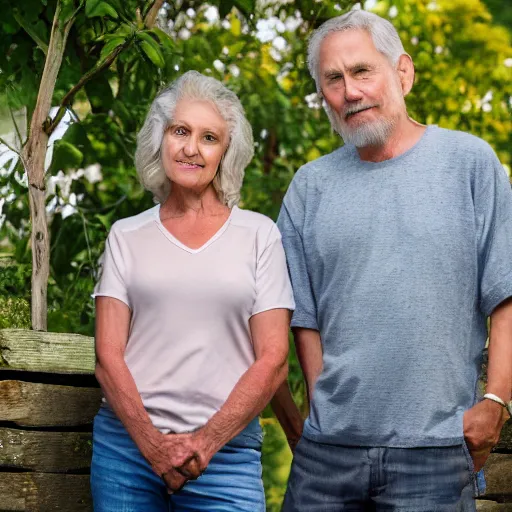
top-left (324, 103), bottom-right (397, 148)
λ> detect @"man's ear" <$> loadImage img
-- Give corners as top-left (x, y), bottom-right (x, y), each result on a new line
top-left (397, 54), bottom-right (415, 97)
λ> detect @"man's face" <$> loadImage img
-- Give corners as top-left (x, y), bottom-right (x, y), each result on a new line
top-left (318, 28), bottom-right (407, 148)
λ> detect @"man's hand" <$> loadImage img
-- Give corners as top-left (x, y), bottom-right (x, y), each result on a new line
top-left (463, 399), bottom-right (508, 471)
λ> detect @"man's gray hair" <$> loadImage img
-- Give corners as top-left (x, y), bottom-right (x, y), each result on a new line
top-left (307, 10), bottom-right (406, 90)
top-left (135, 70), bottom-right (254, 207)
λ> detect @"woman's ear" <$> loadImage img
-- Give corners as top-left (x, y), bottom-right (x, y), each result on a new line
top-left (397, 54), bottom-right (415, 97)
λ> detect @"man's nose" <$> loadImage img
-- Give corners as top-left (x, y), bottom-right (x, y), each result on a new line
top-left (344, 77), bottom-right (363, 102)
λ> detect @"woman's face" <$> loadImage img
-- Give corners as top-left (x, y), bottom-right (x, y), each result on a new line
top-left (161, 99), bottom-right (229, 195)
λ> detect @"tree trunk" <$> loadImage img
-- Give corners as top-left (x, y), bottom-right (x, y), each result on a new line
top-left (21, 2), bottom-right (75, 331)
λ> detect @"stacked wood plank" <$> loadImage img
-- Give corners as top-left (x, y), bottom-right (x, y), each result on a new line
top-left (0, 329), bottom-right (101, 511)
top-left (0, 328), bottom-right (510, 510)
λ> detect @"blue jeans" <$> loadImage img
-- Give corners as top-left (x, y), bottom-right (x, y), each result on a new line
top-left (282, 436), bottom-right (477, 511)
top-left (91, 407), bottom-right (265, 511)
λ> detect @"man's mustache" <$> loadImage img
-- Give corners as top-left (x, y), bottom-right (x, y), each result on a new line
top-left (343, 104), bottom-right (378, 119)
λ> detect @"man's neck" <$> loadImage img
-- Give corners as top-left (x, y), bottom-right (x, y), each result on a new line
top-left (357, 118), bottom-right (426, 163)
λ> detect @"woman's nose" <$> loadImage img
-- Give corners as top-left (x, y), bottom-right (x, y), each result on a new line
top-left (183, 136), bottom-right (198, 156)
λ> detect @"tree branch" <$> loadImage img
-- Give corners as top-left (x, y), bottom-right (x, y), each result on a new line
top-left (9, 105), bottom-right (25, 150)
top-left (45, 40), bottom-right (132, 136)
top-left (12, 10), bottom-right (49, 56)
top-left (0, 136), bottom-right (19, 156)
top-left (144, 0), bottom-right (165, 28)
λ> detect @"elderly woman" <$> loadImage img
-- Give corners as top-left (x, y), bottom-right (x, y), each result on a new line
top-left (90, 70), bottom-right (295, 511)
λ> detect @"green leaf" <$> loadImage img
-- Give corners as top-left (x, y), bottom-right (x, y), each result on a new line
top-left (149, 27), bottom-right (175, 52)
top-left (59, 0), bottom-right (76, 24)
top-left (99, 36), bottom-right (125, 61)
top-left (233, 0), bottom-right (255, 18)
top-left (139, 40), bottom-right (165, 68)
top-left (137, 32), bottom-right (165, 68)
top-left (219, 2), bottom-right (234, 19)
top-left (85, 0), bottom-right (118, 19)
top-left (48, 140), bottom-right (84, 175)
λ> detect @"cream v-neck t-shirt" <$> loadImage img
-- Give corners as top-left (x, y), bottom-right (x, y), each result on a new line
top-left (93, 205), bottom-right (295, 433)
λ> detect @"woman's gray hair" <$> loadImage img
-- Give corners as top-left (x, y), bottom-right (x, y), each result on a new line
top-left (307, 10), bottom-right (406, 90)
top-left (135, 70), bottom-right (254, 207)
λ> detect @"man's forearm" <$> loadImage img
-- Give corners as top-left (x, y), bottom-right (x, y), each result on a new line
top-left (271, 381), bottom-right (304, 446)
top-left (487, 298), bottom-right (512, 403)
top-left (293, 328), bottom-right (323, 406)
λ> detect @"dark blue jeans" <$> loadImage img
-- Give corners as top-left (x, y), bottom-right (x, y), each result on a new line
top-left (282, 436), bottom-right (477, 511)
top-left (91, 407), bottom-right (265, 511)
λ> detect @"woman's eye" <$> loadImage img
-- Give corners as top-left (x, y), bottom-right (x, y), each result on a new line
top-left (175, 127), bottom-right (186, 136)
top-left (204, 134), bottom-right (217, 142)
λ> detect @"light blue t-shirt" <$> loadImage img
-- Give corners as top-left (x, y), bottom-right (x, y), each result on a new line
top-left (277, 125), bottom-right (512, 448)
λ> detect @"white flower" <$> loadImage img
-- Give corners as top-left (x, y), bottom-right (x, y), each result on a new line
top-left (388, 6), bottom-right (398, 18)
top-left (186, 8), bottom-right (195, 18)
top-left (213, 59), bottom-right (225, 73)
top-left (221, 20), bottom-right (231, 30)
top-left (84, 164), bottom-right (102, 184)
top-left (435, 46), bottom-right (443, 54)
top-left (504, 58), bottom-right (512, 68)
top-left (204, 6), bottom-right (219, 23)
top-left (178, 28), bottom-right (191, 40)
top-left (228, 64), bottom-right (240, 77)
top-left (272, 36), bottom-right (287, 52)
top-left (61, 204), bottom-right (77, 219)
top-left (411, 37), bottom-right (419, 45)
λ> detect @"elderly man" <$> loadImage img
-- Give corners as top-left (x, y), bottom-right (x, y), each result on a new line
top-left (276, 9), bottom-right (512, 511)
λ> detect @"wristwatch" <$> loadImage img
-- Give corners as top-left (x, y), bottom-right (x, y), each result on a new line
top-left (483, 393), bottom-right (512, 418)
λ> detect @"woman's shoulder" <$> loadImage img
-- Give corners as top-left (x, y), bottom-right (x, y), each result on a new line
top-left (111, 205), bottom-right (159, 235)
top-left (231, 206), bottom-right (276, 232)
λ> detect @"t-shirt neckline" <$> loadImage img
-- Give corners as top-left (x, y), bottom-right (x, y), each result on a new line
top-left (154, 204), bottom-right (237, 254)
top-left (347, 124), bottom-right (437, 170)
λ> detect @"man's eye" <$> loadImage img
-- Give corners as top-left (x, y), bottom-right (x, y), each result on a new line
top-left (355, 68), bottom-right (369, 75)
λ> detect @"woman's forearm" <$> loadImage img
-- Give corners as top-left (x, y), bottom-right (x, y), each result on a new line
top-left (95, 357), bottom-right (162, 461)
top-left (196, 354), bottom-right (288, 457)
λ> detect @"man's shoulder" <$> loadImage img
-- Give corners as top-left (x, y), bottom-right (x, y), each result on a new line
top-left (300, 145), bottom-right (351, 173)
top-left (291, 144), bottom-right (352, 186)
top-left (430, 126), bottom-right (495, 159)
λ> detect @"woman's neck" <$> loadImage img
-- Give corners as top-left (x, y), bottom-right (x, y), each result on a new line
top-left (161, 183), bottom-right (228, 218)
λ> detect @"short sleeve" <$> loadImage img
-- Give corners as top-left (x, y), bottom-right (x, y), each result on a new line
top-left (92, 223), bottom-right (131, 309)
top-left (277, 171), bottom-right (319, 330)
top-left (252, 224), bottom-right (295, 316)
top-left (476, 152), bottom-right (512, 317)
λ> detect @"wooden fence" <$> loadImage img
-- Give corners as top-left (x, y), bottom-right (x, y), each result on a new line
top-left (0, 328), bottom-right (511, 511)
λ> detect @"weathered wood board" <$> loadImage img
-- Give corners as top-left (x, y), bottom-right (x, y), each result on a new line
top-left (0, 329), bottom-right (95, 374)
top-left (0, 380), bottom-right (102, 426)
top-left (484, 453), bottom-right (512, 498)
top-left (0, 473), bottom-right (92, 511)
top-left (476, 501), bottom-right (512, 511)
top-left (495, 420), bottom-right (512, 452)
top-left (0, 428), bottom-right (92, 472)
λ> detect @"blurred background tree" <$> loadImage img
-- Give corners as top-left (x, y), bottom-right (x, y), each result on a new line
top-left (0, 0), bottom-right (511, 508)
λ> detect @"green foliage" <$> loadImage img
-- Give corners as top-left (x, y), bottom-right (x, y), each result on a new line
top-left (0, 0), bottom-right (511, 508)
top-left (0, 297), bottom-right (31, 328)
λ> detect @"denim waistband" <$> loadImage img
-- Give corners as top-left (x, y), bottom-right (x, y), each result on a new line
top-left (97, 406), bottom-right (262, 450)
